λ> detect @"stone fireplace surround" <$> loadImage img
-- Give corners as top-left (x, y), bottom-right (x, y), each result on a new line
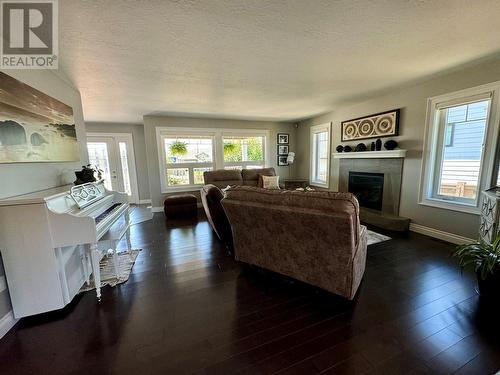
top-left (334, 150), bottom-right (409, 231)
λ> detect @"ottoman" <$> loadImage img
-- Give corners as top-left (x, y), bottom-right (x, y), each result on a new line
top-left (164, 194), bottom-right (198, 218)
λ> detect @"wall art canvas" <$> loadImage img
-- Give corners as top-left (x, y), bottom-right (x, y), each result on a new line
top-left (341, 109), bottom-right (400, 141)
top-left (0, 72), bottom-right (78, 163)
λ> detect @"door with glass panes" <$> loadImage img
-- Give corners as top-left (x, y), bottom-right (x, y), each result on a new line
top-left (86, 133), bottom-right (139, 204)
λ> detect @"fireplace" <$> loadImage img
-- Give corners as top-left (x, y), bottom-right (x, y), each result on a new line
top-left (348, 172), bottom-right (384, 211)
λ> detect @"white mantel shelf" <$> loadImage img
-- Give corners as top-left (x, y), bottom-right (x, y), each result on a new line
top-left (333, 150), bottom-right (407, 159)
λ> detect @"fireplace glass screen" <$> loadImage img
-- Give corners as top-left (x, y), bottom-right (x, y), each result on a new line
top-left (348, 172), bottom-right (384, 211)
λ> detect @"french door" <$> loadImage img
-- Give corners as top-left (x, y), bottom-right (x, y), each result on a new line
top-left (86, 133), bottom-right (139, 204)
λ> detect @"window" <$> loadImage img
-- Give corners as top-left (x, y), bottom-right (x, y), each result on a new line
top-left (420, 82), bottom-right (500, 213)
top-left (222, 135), bottom-right (265, 170)
top-left (310, 123), bottom-right (331, 188)
top-left (157, 128), bottom-right (269, 192)
top-left (162, 136), bottom-right (215, 188)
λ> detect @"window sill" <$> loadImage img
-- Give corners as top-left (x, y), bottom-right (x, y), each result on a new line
top-left (418, 198), bottom-right (480, 215)
top-left (310, 181), bottom-right (329, 189)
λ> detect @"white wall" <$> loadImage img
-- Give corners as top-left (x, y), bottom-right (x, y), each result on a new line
top-left (296, 56), bottom-right (500, 239)
top-left (143, 115), bottom-right (296, 208)
top-left (0, 69), bottom-right (87, 335)
top-left (85, 122), bottom-right (150, 201)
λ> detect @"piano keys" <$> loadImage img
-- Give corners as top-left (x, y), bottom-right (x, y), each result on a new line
top-left (0, 181), bottom-right (131, 318)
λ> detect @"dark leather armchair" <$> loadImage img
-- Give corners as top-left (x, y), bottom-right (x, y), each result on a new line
top-left (200, 184), bottom-right (233, 248)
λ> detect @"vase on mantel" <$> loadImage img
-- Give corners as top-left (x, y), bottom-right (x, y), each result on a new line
top-left (375, 139), bottom-right (382, 151)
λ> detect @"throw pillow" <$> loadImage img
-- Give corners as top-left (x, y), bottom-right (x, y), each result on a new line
top-left (261, 175), bottom-right (280, 189)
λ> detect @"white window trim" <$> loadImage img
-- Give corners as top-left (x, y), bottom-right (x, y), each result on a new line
top-left (221, 129), bottom-right (268, 170)
top-left (310, 123), bottom-right (331, 188)
top-left (156, 127), bottom-right (270, 193)
top-left (419, 81), bottom-right (500, 215)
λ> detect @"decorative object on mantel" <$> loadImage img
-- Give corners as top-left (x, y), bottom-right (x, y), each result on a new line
top-left (371, 142), bottom-right (376, 151)
top-left (341, 109), bottom-right (400, 141)
top-left (376, 138), bottom-right (382, 151)
top-left (344, 145), bottom-right (352, 152)
top-left (384, 139), bottom-right (398, 150)
top-left (74, 164), bottom-right (103, 185)
top-left (355, 143), bottom-right (367, 152)
top-left (336, 145), bottom-right (344, 153)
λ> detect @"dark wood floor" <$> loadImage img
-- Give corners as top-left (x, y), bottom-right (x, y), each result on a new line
top-left (1, 211), bottom-right (499, 375)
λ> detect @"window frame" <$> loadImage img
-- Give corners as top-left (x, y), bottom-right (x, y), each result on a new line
top-left (419, 82), bottom-right (500, 214)
top-left (310, 123), bottom-right (331, 188)
top-left (221, 131), bottom-right (268, 170)
top-left (157, 127), bottom-right (270, 193)
top-left (158, 130), bottom-right (216, 191)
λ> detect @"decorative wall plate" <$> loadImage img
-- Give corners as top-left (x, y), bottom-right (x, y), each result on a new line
top-left (341, 109), bottom-right (400, 141)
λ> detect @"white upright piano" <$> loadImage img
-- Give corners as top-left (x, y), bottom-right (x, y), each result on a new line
top-left (0, 181), bottom-right (131, 318)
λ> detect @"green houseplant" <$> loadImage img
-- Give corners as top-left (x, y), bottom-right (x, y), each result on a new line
top-left (169, 141), bottom-right (188, 156)
top-left (454, 233), bottom-right (500, 297)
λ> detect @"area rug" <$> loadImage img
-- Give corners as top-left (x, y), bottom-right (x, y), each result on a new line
top-left (79, 249), bottom-right (141, 292)
top-left (367, 230), bottom-right (391, 245)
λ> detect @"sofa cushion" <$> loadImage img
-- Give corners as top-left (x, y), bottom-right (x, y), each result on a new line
top-left (203, 169), bottom-right (242, 188)
top-left (261, 175), bottom-right (280, 189)
top-left (242, 167), bottom-right (276, 186)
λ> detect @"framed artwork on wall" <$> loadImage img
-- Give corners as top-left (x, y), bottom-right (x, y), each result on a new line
top-left (277, 133), bottom-right (289, 144)
top-left (0, 72), bottom-right (78, 163)
top-left (277, 155), bottom-right (288, 166)
top-left (278, 145), bottom-right (289, 155)
top-left (341, 109), bottom-right (400, 141)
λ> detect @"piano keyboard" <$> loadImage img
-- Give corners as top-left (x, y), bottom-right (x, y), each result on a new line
top-left (95, 203), bottom-right (122, 224)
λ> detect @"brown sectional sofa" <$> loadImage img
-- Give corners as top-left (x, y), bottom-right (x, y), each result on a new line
top-left (201, 168), bottom-right (277, 246)
top-left (221, 186), bottom-right (368, 300)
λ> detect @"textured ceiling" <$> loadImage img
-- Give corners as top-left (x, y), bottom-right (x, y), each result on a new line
top-left (59, 0), bottom-right (500, 123)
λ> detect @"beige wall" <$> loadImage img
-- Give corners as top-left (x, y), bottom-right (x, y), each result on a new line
top-left (0, 69), bottom-right (87, 329)
top-left (296, 56), bottom-right (500, 239)
top-left (85, 122), bottom-right (150, 201)
top-left (143, 115), bottom-right (296, 208)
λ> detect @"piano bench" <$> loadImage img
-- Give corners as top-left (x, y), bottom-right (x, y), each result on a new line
top-left (164, 194), bottom-right (198, 218)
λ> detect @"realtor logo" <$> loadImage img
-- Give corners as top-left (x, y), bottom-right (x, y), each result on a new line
top-left (1, 0), bottom-right (58, 69)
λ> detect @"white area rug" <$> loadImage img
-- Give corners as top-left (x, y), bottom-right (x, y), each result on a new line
top-left (367, 230), bottom-right (391, 245)
top-left (80, 249), bottom-right (141, 292)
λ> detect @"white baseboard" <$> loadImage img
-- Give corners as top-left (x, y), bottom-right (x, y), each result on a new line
top-left (409, 223), bottom-right (474, 245)
top-left (0, 311), bottom-right (18, 339)
top-left (0, 275), bottom-right (6, 293)
top-left (138, 199), bottom-right (152, 204)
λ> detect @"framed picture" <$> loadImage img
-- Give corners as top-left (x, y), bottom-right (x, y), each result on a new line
top-left (0, 72), bottom-right (79, 163)
top-left (341, 109), bottom-right (400, 141)
top-left (277, 155), bottom-right (288, 166)
top-left (277, 133), bottom-right (289, 144)
top-left (278, 145), bottom-right (289, 155)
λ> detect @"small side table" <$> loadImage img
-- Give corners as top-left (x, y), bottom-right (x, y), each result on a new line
top-left (283, 179), bottom-right (309, 190)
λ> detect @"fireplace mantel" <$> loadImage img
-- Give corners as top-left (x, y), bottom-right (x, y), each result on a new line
top-left (333, 150), bottom-right (407, 159)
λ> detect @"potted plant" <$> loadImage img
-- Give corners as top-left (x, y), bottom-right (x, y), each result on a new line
top-left (74, 164), bottom-right (103, 185)
top-left (169, 141), bottom-right (188, 156)
top-left (224, 142), bottom-right (236, 155)
top-left (453, 233), bottom-right (500, 297)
